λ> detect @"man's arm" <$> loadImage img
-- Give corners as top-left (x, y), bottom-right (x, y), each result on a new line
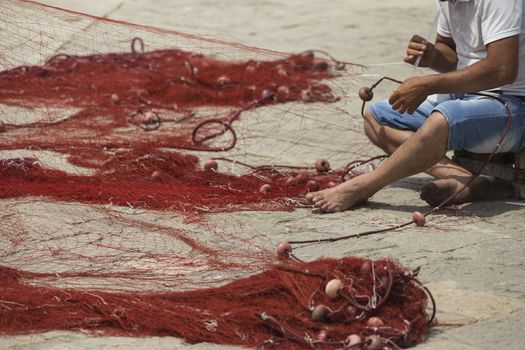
top-left (430, 34), bottom-right (458, 73)
top-left (404, 34), bottom-right (458, 73)
top-left (391, 35), bottom-right (519, 114)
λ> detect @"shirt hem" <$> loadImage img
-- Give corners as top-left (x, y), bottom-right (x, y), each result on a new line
top-left (483, 28), bottom-right (521, 46)
top-left (437, 28), bottom-right (452, 38)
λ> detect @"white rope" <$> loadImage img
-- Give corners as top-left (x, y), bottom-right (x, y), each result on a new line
top-left (364, 62), bottom-right (405, 67)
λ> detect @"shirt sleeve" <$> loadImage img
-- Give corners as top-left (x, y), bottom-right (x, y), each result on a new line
top-left (481, 0), bottom-right (522, 45)
top-left (436, 4), bottom-right (452, 38)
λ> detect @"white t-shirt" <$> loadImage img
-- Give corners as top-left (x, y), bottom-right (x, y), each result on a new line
top-left (437, 0), bottom-right (525, 95)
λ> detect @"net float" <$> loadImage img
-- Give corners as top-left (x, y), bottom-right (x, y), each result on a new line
top-left (327, 181), bottom-right (338, 188)
top-left (377, 275), bottom-right (389, 291)
top-left (345, 334), bottom-right (362, 347)
top-left (141, 111), bottom-right (157, 124)
top-left (294, 172), bottom-right (309, 184)
top-left (276, 241), bottom-right (292, 259)
top-left (217, 75), bottom-right (231, 86)
top-left (360, 260), bottom-right (372, 276)
top-left (151, 170), bottom-right (163, 181)
top-left (367, 316), bottom-right (384, 328)
top-left (358, 87), bottom-right (374, 102)
top-left (203, 159), bottom-right (218, 171)
top-left (285, 177), bottom-right (297, 187)
top-left (276, 85), bottom-right (290, 100)
top-left (316, 330), bottom-right (328, 341)
top-left (245, 64), bottom-right (256, 73)
top-left (311, 304), bottom-right (331, 322)
top-left (137, 111), bottom-right (161, 131)
top-left (261, 89), bottom-right (274, 100)
top-left (363, 335), bottom-right (382, 350)
top-left (110, 93), bottom-right (120, 104)
top-left (307, 180), bottom-right (320, 192)
top-left (259, 184), bottom-right (272, 195)
top-left (345, 305), bottom-right (357, 321)
top-left (325, 279), bottom-right (344, 300)
top-left (315, 159), bottom-right (331, 173)
top-left (277, 67), bottom-right (288, 77)
top-left (412, 211), bottom-right (426, 226)
top-left (300, 89), bottom-right (314, 102)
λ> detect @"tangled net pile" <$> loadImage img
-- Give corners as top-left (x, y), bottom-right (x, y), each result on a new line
top-left (0, 1), bottom-right (433, 349)
top-left (2, 258), bottom-right (431, 349)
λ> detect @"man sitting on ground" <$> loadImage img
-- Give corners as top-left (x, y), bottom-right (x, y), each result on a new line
top-left (307, 0), bottom-right (525, 212)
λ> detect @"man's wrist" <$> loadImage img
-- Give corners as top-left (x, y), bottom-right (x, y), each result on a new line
top-left (420, 42), bottom-right (437, 69)
top-left (419, 74), bottom-right (440, 95)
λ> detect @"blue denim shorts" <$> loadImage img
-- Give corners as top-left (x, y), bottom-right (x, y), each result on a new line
top-left (368, 93), bottom-right (525, 153)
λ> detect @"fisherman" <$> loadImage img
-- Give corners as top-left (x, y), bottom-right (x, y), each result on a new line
top-left (307, 0), bottom-right (525, 212)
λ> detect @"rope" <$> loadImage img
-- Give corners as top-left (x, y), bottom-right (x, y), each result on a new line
top-left (288, 76), bottom-right (513, 246)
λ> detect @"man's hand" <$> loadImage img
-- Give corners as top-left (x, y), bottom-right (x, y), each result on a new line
top-left (389, 76), bottom-right (431, 115)
top-left (404, 35), bottom-right (436, 68)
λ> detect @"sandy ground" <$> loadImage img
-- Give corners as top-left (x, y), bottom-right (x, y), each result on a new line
top-left (1, 1), bottom-right (525, 349)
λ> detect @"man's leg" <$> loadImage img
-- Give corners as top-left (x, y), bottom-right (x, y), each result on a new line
top-left (363, 108), bottom-right (413, 154)
top-left (363, 109), bottom-right (490, 207)
top-left (306, 111), bottom-right (488, 212)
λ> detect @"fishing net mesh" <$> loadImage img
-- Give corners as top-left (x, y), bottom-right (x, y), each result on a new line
top-left (0, 1), bottom-right (432, 348)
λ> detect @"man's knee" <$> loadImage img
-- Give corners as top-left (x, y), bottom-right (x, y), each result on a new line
top-left (421, 111), bottom-right (449, 138)
top-left (418, 111), bottom-right (449, 153)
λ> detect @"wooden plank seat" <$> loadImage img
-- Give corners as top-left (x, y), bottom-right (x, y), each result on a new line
top-left (452, 149), bottom-right (525, 199)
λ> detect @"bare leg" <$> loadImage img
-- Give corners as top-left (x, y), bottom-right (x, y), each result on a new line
top-left (363, 108), bottom-right (413, 154)
top-left (364, 109), bottom-right (490, 207)
top-left (364, 109), bottom-right (471, 178)
top-left (306, 111), bottom-right (488, 212)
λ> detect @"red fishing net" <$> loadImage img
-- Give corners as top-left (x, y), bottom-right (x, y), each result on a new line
top-left (1, 258), bottom-right (431, 349)
top-left (0, 1), bottom-right (434, 348)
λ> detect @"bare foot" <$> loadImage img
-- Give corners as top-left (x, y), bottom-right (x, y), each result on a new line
top-left (305, 180), bottom-right (369, 213)
top-left (420, 176), bottom-right (491, 207)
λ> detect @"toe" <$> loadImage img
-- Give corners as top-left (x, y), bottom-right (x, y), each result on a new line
top-left (312, 195), bottom-right (325, 204)
top-left (314, 199), bottom-right (327, 208)
top-left (332, 205), bottom-right (343, 212)
top-left (321, 203), bottom-right (335, 213)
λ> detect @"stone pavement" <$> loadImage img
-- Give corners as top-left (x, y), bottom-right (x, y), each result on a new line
top-left (1, 1), bottom-right (524, 349)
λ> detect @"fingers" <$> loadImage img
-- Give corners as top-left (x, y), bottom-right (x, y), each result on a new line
top-left (407, 105), bottom-right (418, 115)
top-left (410, 34), bottom-right (427, 44)
top-left (405, 45), bottom-right (427, 64)
top-left (388, 90), bottom-right (398, 106)
top-left (391, 97), bottom-right (408, 114)
top-left (403, 55), bottom-right (416, 64)
top-left (389, 92), bottom-right (408, 115)
top-left (392, 100), bottom-right (415, 115)
top-left (394, 103), bottom-right (408, 115)
top-left (407, 47), bottom-right (426, 57)
top-left (405, 35), bottom-right (429, 66)
top-left (408, 41), bottom-right (427, 52)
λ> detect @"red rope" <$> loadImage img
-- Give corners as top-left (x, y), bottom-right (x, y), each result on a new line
top-left (289, 78), bottom-right (513, 246)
